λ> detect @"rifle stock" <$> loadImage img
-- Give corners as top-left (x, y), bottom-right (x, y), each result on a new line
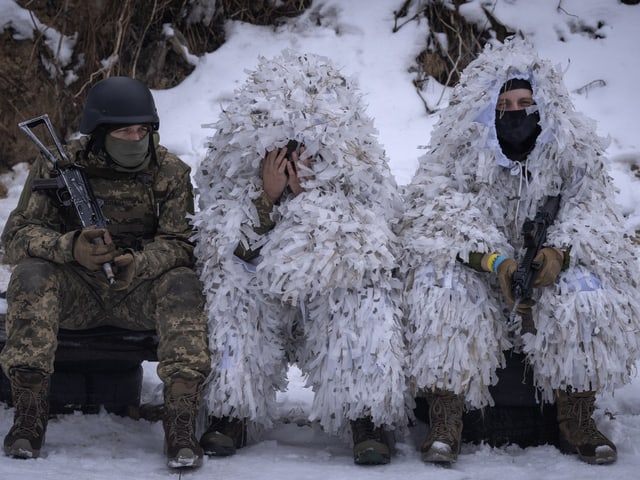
top-left (19, 114), bottom-right (115, 284)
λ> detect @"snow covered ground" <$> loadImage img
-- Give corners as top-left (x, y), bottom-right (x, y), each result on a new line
top-left (1, 0), bottom-right (640, 478)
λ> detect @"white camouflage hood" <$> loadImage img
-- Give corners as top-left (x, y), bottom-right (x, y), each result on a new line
top-left (402, 38), bottom-right (635, 281)
top-left (192, 50), bottom-right (403, 304)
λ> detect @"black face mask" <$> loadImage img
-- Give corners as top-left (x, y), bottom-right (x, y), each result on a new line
top-left (495, 109), bottom-right (541, 161)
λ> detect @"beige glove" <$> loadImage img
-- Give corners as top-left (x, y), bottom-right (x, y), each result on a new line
top-left (497, 257), bottom-right (536, 315)
top-left (496, 257), bottom-right (518, 304)
top-left (73, 228), bottom-right (116, 271)
top-left (112, 253), bottom-right (136, 291)
top-left (533, 247), bottom-right (564, 287)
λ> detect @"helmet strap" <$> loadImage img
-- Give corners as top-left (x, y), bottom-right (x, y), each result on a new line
top-left (85, 126), bottom-right (106, 157)
top-left (149, 130), bottom-right (158, 163)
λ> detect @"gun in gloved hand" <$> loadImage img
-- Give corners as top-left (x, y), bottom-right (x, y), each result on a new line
top-left (18, 114), bottom-right (115, 284)
top-left (509, 195), bottom-right (561, 322)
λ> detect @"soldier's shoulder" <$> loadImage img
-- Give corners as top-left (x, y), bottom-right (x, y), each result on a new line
top-left (154, 145), bottom-right (192, 194)
top-left (34, 136), bottom-right (87, 166)
top-left (63, 136), bottom-right (89, 157)
top-left (65, 136), bottom-right (88, 150)
top-left (155, 144), bottom-right (191, 175)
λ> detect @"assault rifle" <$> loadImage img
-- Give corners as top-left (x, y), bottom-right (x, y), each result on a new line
top-left (510, 194), bottom-right (561, 320)
top-left (18, 114), bottom-right (115, 284)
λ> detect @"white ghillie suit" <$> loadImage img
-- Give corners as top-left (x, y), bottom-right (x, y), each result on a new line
top-left (400, 39), bottom-right (640, 409)
top-left (191, 51), bottom-right (408, 438)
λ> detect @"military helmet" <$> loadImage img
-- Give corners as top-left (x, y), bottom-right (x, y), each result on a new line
top-left (79, 76), bottom-right (160, 134)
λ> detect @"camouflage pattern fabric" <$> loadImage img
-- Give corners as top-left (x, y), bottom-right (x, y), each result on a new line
top-left (0, 137), bottom-right (210, 382)
top-left (3, 138), bottom-right (197, 277)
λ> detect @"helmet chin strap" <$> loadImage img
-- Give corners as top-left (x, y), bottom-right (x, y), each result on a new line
top-left (149, 130), bottom-right (158, 162)
top-left (84, 126), bottom-right (107, 159)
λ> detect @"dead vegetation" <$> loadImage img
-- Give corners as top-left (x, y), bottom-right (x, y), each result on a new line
top-left (1, 0), bottom-right (501, 182)
top-left (0, 0), bottom-right (311, 177)
top-left (394, 0), bottom-right (509, 113)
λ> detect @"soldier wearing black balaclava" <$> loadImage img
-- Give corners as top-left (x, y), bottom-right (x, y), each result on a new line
top-left (495, 78), bottom-right (541, 162)
top-left (400, 39), bottom-right (640, 466)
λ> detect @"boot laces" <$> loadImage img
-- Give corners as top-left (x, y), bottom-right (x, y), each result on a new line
top-left (568, 396), bottom-right (601, 440)
top-left (429, 396), bottom-right (463, 445)
top-left (12, 385), bottom-right (46, 438)
top-left (352, 417), bottom-right (383, 443)
top-left (166, 392), bottom-right (197, 446)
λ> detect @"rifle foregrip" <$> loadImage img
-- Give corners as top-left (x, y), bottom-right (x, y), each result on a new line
top-left (31, 178), bottom-right (62, 190)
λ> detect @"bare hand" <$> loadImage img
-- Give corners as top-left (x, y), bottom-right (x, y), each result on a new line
top-left (262, 147), bottom-right (288, 203)
top-left (287, 146), bottom-right (310, 197)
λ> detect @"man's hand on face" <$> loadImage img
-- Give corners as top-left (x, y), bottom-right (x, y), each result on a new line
top-left (262, 147), bottom-right (289, 203)
top-left (287, 146), bottom-right (310, 197)
top-left (263, 145), bottom-right (310, 202)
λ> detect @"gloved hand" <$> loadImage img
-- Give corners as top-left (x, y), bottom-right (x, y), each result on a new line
top-left (73, 228), bottom-right (116, 271)
top-left (112, 253), bottom-right (136, 291)
top-left (496, 257), bottom-right (518, 304)
top-left (497, 257), bottom-right (535, 315)
top-left (533, 247), bottom-right (564, 287)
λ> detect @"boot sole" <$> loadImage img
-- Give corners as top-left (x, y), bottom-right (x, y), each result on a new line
top-left (354, 449), bottom-right (390, 465)
top-left (421, 450), bottom-right (457, 464)
top-left (557, 437), bottom-right (617, 465)
top-left (167, 455), bottom-right (203, 469)
top-left (202, 445), bottom-right (237, 457)
top-left (578, 448), bottom-right (617, 465)
top-left (558, 450), bottom-right (618, 465)
top-left (4, 439), bottom-right (41, 459)
top-left (165, 444), bottom-right (204, 469)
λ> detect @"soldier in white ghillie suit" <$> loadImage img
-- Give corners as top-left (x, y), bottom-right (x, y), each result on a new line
top-left (191, 51), bottom-right (408, 465)
top-left (400, 39), bottom-right (640, 465)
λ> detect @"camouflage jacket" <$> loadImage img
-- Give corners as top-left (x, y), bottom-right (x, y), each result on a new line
top-left (1, 137), bottom-right (196, 280)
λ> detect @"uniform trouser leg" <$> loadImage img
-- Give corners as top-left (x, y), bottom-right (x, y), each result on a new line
top-left (0, 258), bottom-right (89, 375)
top-left (0, 259), bottom-right (210, 383)
top-left (108, 266), bottom-right (210, 468)
top-left (146, 268), bottom-right (211, 383)
top-left (1, 258), bottom-right (80, 459)
top-left (105, 266), bottom-right (211, 383)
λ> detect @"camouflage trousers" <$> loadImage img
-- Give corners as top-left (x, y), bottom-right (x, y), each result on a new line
top-left (0, 257), bottom-right (211, 383)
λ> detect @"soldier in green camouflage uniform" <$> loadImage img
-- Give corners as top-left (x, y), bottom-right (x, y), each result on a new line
top-left (0, 77), bottom-right (210, 469)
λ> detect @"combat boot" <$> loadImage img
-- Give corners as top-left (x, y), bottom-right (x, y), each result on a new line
top-left (351, 416), bottom-right (390, 465)
top-left (420, 388), bottom-right (463, 464)
top-left (3, 368), bottom-right (50, 459)
top-left (556, 389), bottom-right (617, 464)
top-left (200, 416), bottom-right (247, 456)
top-left (163, 376), bottom-right (204, 469)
